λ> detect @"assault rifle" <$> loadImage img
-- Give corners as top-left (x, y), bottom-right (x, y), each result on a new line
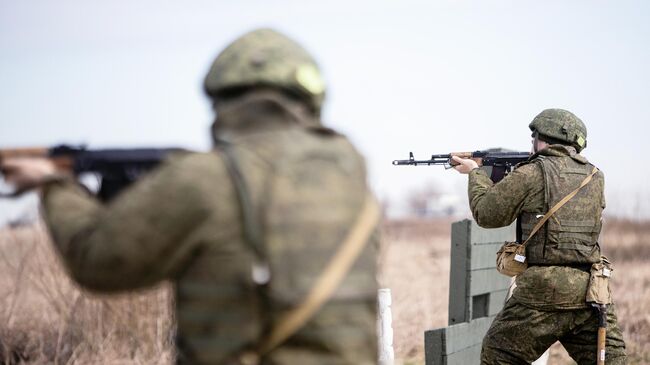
top-left (0, 145), bottom-right (187, 201)
top-left (392, 150), bottom-right (531, 183)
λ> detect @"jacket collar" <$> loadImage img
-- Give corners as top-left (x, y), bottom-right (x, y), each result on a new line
top-left (531, 144), bottom-right (589, 164)
top-left (211, 89), bottom-right (320, 142)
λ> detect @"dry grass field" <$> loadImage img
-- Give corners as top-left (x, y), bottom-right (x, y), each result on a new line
top-left (0, 217), bottom-right (648, 364)
top-left (0, 225), bottom-right (175, 364)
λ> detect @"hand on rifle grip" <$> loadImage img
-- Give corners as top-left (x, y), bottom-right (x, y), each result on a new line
top-left (1, 157), bottom-right (57, 191)
top-left (451, 155), bottom-right (479, 174)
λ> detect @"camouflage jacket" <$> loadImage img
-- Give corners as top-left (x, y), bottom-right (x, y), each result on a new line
top-left (41, 92), bottom-right (379, 364)
top-left (468, 145), bottom-right (604, 310)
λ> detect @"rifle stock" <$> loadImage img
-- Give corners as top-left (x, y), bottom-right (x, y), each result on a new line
top-left (0, 147), bottom-right (76, 172)
top-left (0, 147), bottom-right (50, 158)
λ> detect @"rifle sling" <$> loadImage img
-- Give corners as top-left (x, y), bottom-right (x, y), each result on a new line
top-left (257, 193), bottom-right (379, 355)
top-left (217, 141), bottom-right (266, 261)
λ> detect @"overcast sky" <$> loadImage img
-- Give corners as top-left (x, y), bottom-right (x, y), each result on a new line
top-left (1, 0), bottom-right (649, 225)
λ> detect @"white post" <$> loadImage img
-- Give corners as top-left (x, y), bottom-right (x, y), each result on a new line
top-left (377, 288), bottom-right (394, 365)
top-left (532, 349), bottom-right (550, 365)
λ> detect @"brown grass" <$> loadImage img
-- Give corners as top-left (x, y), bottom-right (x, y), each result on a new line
top-left (378, 219), bottom-right (452, 364)
top-left (0, 217), bottom-right (648, 364)
top-left (0, 224), bottom-right (174, 364)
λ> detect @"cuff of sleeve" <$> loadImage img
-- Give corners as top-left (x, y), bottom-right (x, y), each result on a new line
top-left (41, 175), bottom-right (89, 201)
top-left (468, 167), bottom-right (494, 186)
top-left (469, 168), bottom-right (489, 178)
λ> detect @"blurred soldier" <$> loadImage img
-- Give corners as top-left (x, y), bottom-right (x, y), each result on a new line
top-left (452, 109), bottom-right (627, 364)
top-left (3, 28), bottom-right (379, 365)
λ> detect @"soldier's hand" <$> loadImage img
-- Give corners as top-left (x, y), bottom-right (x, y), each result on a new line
top-left (1, 157), bottom-right (57, 191)
top-left (451, 156), bottom-right (479, 174)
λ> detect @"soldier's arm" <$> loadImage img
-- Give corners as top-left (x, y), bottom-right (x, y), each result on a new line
top-left (467, 163), bottom-right (543, 228)
top-left (41, 153), bottom-right (223, 292)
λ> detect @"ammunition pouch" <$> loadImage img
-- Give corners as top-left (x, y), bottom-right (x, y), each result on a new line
top-left (586, 256), bottom-right (613, 305)
top-left (496, 241), bottom-right (528, 277)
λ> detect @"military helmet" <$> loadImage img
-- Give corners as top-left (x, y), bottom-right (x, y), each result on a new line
top-left (529, 108), bottom-right (588, 151)
top-left (204, 28), bottom-right (326, 114)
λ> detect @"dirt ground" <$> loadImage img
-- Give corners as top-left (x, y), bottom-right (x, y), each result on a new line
top-left (1, 218), bottom-right (648, 364)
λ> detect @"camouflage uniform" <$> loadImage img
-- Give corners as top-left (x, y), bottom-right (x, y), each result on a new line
top-left (40, 29), bottom-right (378, 365)
top-left (468, 143), bottom-right (627, 364)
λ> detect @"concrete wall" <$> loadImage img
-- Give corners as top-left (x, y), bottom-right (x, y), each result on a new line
top-left (425, 219), bottom-right (515, 365)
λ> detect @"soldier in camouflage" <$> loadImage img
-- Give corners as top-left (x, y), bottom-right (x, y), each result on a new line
top-left (3, 29), bottom-right (379, 364)
top-left (452, 109), bottom-right (627, 364)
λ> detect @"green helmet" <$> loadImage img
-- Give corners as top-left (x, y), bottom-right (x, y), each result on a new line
top-left (529, 108), bottom-right (588, 152)
top-left (204, 28), bottom-right (326, 114)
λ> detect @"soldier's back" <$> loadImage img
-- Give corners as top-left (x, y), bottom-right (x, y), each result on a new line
top-left (174, 126), bottom-right (378, 364)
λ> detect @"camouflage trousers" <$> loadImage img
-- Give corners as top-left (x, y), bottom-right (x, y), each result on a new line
top-left (481, 297), bottom-right (627, 365)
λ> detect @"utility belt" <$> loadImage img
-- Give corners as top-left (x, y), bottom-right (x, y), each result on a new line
top-left (528, 258), bottom-right (613, 305)
top-left (528, 263), bottom-right (592, 273)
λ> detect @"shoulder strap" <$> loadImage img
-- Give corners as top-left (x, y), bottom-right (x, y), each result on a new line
top-left (257, 193), bottom-right (380, 356)
top-left (522, 166), bottom-right (598, 247)
top-left (216, 141), bottom-right (267, 262)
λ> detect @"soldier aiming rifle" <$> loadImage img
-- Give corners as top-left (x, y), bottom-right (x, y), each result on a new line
top-left (1, 28), bottom-right (380, 365)
top-left (449, 109), bottom-right (627, 365)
